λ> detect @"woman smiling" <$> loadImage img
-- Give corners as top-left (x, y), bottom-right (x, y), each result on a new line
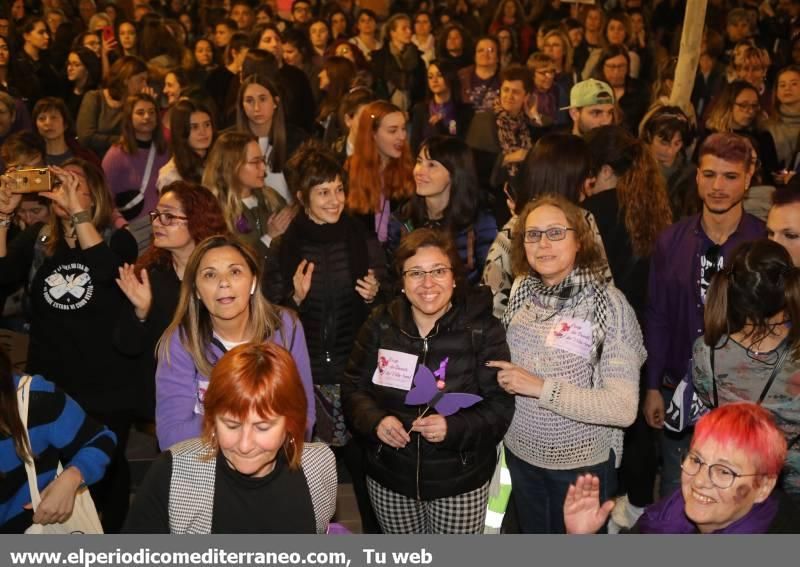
top-left (125, 343), bottom-right (336, 533)
top-left (492, 194), bottom-right (645, 533)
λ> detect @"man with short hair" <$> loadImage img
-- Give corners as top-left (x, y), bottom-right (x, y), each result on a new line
top-left (564, 78), bottom-right (616, 137)
top-left (291, 0), bottom-right (312, 27)
top-left (230, 0), bottom-right (255, 31)
top-left (214, 19), bottom-right (238, 49)
top-left (643, 132), bottom-right (765, 499)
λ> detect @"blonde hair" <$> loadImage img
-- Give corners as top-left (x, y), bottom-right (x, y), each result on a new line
top-left (157, 235), bottom-right (284, 378)
top-left (201, 131), bottom-right (284, 234)
top-left (543, 29), bottom-right (574, 74)
top-left (45, 159), bottom-right (114, 256)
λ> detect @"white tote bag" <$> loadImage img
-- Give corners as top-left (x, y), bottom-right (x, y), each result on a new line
top-left (17, 375), bottom-right (104, 534)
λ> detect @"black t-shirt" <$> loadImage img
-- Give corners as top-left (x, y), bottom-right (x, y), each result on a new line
top-left (123, 450), bottom-right (317, 534)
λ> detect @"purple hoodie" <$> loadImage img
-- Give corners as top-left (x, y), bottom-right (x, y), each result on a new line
top-left (155, 309), bottom-right (316, 450)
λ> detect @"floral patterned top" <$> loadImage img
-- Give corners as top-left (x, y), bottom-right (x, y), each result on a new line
top-left (692, 336), bottom-right (800, 496)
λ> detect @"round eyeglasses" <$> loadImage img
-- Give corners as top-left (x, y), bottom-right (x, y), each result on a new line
top-left (681, 452), bottom-right (764, 490)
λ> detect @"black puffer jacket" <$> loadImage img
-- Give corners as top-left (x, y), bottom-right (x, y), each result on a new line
top-left (342, 286), bottom-right (514, 500)
top-left (264, 212), bottom-right (384, 385)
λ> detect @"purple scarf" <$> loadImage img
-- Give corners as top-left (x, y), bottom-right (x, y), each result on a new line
top-left (636, 487), bottom-right (779, 534)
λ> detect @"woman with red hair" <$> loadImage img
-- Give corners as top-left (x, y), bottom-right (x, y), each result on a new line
top-left (113, 182), bottom-right (228, 420)
top-left (344, 100), bottom-right (414, 244)
top-left (123, 343), bottom-right (337, 533)
top-left (565, 403), bottom-right (800, 533)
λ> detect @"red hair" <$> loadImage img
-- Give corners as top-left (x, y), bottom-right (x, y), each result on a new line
top-left (202, 342), bottom-right (307, 469)
top-left (136, 182), bottom-right (229, 272)
top-left (692, 403), bottom-right (787, 476)
top-left (345, 100), bottom-right (414, 214)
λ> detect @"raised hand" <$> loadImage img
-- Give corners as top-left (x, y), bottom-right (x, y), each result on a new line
top-left (292, 259), bottom-right (315, 305)
top-left (116, 263), bottom-right (153, 321)
top-left (563, 473), bottom-right (615, 534)
top-left (267, 205), bottom-right (296, 238)
top-left (355, 269), bottom-right (380, 303)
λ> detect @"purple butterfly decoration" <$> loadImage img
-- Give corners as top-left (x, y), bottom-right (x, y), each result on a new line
top-left (404, 360), bottom-right (483, 416)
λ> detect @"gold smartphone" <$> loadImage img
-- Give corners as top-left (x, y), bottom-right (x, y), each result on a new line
top-left (4, 168), bottom-right (57, 193)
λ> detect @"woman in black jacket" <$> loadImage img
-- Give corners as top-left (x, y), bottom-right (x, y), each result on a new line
top-left (370, 13), bottom-right (426, 114)
top-left (342, 228), bottom-right (514, 534)
top-left (113, 182), bottom-right (228, 420)
top-left (264, 142), bottom-right (384, 532)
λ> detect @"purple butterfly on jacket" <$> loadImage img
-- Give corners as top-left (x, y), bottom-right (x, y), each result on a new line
top-left (404, 359), bottom-right (483, 416)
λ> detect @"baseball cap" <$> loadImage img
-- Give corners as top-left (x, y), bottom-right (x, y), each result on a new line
top-left (561, 79), bottom-right (615, 110)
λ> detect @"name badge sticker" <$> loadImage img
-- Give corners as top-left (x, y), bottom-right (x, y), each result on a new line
top-left (371, 349), bottom-right (420, 391)
top-left (545, 317), bottom-right (593, 359)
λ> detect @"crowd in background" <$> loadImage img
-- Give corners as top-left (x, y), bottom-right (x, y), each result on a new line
top-left (1, 0), bottom-right (800, 536)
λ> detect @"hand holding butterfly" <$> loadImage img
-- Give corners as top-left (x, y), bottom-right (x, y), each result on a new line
top-left (411, 414), bottom-right (447, 443)
top-left (376, 416), bottom-right (410, 449)
top-left (486, 360), bottom-right (543, 397)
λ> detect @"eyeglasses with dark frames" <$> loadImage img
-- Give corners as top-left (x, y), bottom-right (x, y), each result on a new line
top-left (524, 226), bottom-right (576, 243)
top-left (149, 210), bottom-right (188, 226)
top-left (681, 452), bottom-right (765, 490)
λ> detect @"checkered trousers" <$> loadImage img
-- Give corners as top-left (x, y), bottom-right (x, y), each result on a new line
top-left (366, 476), bottom-right (489, 534)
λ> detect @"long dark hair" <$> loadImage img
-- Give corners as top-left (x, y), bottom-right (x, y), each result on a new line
top-left (0, 349), bottom-right (31, 464)
top-left (509, 132), bottom-right (591, 212)
top-left (425, 59), bottom-right (463, 104)
top-left (401, 135), bottom-right (479, 232)
top-left (705, 239), bottom-right (800, 360)
top-left (236, 74), bottom-right (288, 173)
top-left (585, 125), bottom-right (672, 257)
top-left (170, 98), bottom-right (216, 183)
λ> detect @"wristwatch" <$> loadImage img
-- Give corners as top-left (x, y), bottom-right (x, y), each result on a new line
top-left (70, 210), bottom-right (92, 226)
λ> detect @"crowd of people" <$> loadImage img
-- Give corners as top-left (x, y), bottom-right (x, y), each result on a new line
top-left (1, 0), bottom-right (800, 536)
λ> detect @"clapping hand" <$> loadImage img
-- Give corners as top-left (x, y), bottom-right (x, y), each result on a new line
top-left (116, 263), bottom-right (152, 321)
top-left (292, 259), bottom-right (314, 305)
top-left (355, 269), bottom-right (380, 303)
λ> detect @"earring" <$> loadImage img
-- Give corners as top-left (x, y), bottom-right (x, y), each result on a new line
top-left (401, 288), bottom-right (405, 294)
top-left (250, 281), bottom-right (256, 295)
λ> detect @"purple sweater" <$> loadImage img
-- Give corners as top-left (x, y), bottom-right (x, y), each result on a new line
top-left (155, 309), bottom-right (316, 450)
top-left (101, 144), bottom-right (169, 222)
top-left (644, 212), bottom-right (765, 391)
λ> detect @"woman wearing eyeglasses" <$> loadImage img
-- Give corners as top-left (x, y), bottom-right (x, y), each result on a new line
top-left (202, 131), bottom-right (294, 256)
top-left (343, 228), bottom-right (514, 533)
top-left (691, 239), bottom-right (800, 500)
top-left (565, 403), bottom-right (800, 533)
top-left (489, 194), bottom-right (645, 533)
top-left (702, 80), bottom-right (780, 185)
top-left (113, 181), bottom-right (227, 421)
